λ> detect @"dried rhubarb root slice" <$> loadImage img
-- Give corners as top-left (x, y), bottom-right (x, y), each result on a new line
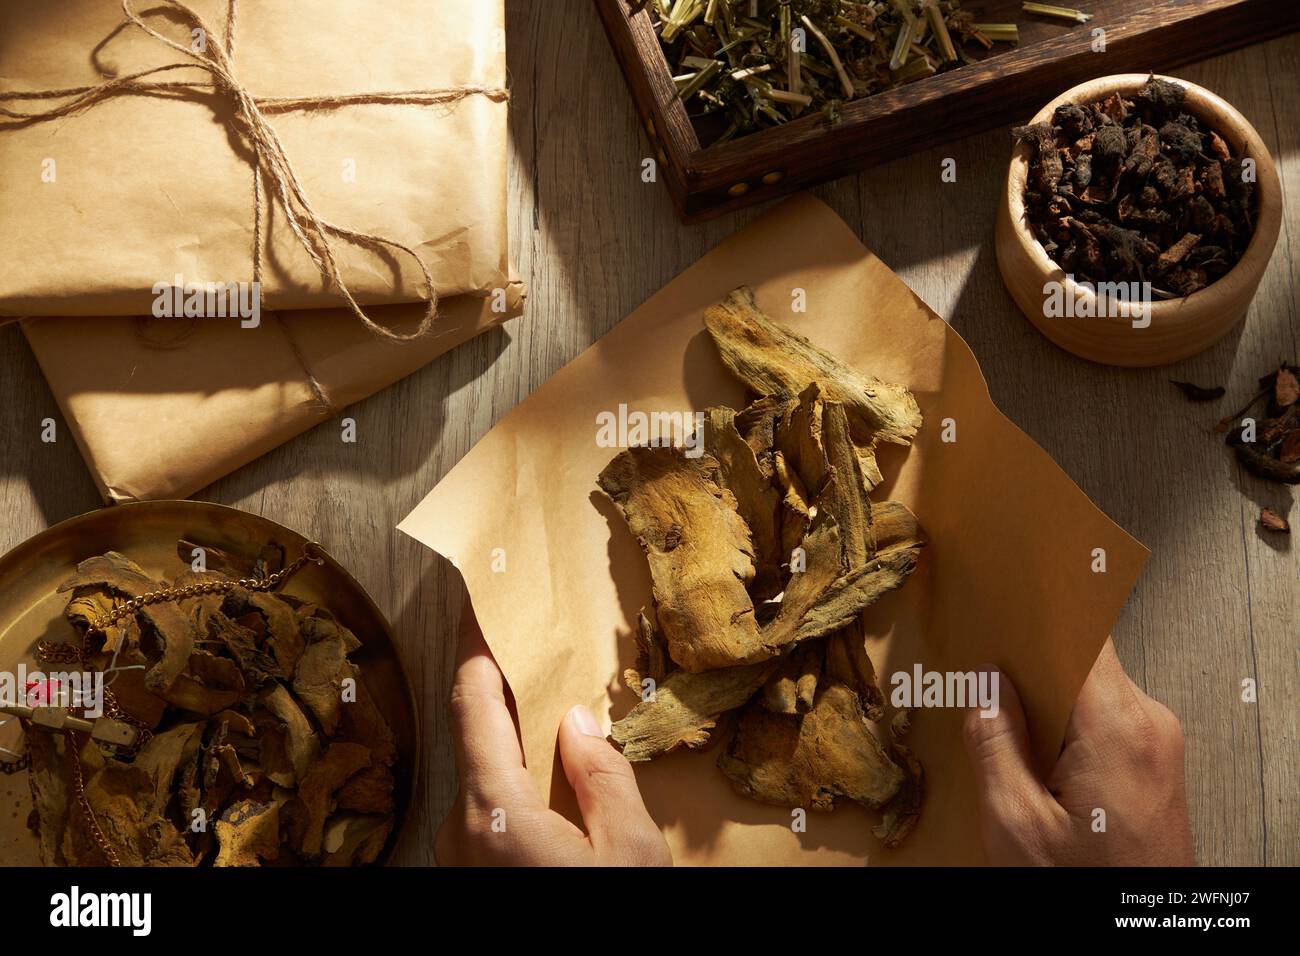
top-left (760, 641), bottom-right (823, 715)
top-left (598, 446), bottom-right (764, 672)
top-left (703, 406), bottom-right (783, 599)
top-left (873, 742), bottom-right (925, 848)
top-left (59, 553), bottom-right (194, 698)
top-left (718, 682), bottom-right (904, 812)
top-left (704, 286), bottom-right (922, 481)
top-left (602, 290), bottom-right (928, 847)
top-left (215, 799), bottom-right (281, 867)
top-left (622, 609), bottom-right (672, 694)
top-left (611, 658), bottom-right (780, 762)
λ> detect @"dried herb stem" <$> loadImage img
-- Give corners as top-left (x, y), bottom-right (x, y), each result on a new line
top-left (833, 14), bottom-right (876, 43)
top-left (676, 59), bottom-right (723, 102)
top-left (924, 1), bottom-right (958, 62)
top-left (653, 0), bottom-right (1020, 144)
top-left (767, 87), bottom-right (814, 107)
top-left (1022, 2), bottom-right (1092, 23)
top-left (888, 6), bottom-right (919, 71)
top-left (732, 62), bottom-right (773, 81)
top-left (972, 23), bottom-right (1019, 43)
top-left (800, 14), bottom-right (856, 99)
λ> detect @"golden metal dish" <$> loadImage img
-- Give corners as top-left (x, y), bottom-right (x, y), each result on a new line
top-left (0, 500), bottom-right (418, 866)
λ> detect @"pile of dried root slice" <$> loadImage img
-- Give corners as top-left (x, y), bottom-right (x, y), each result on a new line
top-left (601, 287), bottom-right (927, 847)
top-left (24, 541), bottom-right (396, 866)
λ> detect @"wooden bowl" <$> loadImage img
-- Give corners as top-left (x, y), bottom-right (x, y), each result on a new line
top-left (995, 73), bottom-right (1282, 367)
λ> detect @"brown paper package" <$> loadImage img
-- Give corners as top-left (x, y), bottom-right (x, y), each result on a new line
top-left (23, 280), bottom-right (525, 502)
top-left (0, 0), bottom-right (509, 315)
top-left (399, 195), bottom-right (1149, 866)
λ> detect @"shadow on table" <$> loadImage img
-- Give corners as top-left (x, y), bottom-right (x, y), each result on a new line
top-left (199, 322), bottom-right (514, 505)
top-left (0, 325), bottom-right (102, 530)
top-left (384, 543), bottom-right (468, 866)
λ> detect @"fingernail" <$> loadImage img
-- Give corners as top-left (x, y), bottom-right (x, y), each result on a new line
top-left (568, 705), bottom-right (604, 738)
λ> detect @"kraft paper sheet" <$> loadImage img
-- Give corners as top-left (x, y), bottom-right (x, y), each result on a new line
top-left (22, 281), bottom-right (525, 503)
top-left (399, 195), bottom-right (1149, 866)
top-left (0, 0), bottom-right (509, 316)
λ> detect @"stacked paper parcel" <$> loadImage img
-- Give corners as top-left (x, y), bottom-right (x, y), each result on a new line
top-left (0, 0), bottom-right (522, 500)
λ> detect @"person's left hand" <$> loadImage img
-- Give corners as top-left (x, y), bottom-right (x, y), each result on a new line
top-left (435, 601), bottom-right (673, 866)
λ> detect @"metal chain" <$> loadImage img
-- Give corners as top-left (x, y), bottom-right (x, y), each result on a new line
top-left (86, 542), bottom-right (324, 634)
top-left (0, 752), bottom-right (29, 774)
top-left (5, 542), bottom-right (324, 863)
top-left (66, 729), bottom-right (121, 867)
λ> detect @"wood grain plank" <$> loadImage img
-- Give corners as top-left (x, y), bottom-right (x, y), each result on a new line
top-left (0, 2), bottom-right (1293, 867)
top-left (1236, 33), bottom-right (1299, 867)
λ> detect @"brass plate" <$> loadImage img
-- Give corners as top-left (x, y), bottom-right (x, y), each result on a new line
top-left (0, 500), bottom-right (418, 866)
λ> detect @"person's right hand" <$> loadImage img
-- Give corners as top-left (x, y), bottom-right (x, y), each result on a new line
top-left (962, 639), bottom-right (1194, 866)
top-left (435, 601), bottom-right (672, 866)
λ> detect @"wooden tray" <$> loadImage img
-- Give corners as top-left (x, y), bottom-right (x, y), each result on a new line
top-left (0, 501), bottom-right (418, 866)
top-left (595, 0), bottom-right (1300, 221)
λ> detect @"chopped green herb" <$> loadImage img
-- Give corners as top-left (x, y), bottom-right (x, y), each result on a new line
top-left (651, 0), bottom-right (1019, 145)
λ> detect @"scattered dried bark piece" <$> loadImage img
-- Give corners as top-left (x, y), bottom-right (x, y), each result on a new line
top-left (598, 446), bottom-right (762, 672)
top-left (1221, 364), bottom-right (1300, 485)
top-left (819, 401), bottom-right (876, 565)
top-left (1260, 508), bottom-right (1290, 533)
top-left (290, 742), bottom-right (372, 858)
top-left (321, 813), bottom-right (392, 867)
top-left (703, 406), bottom-right (783, 599)
top-left (734, 391), bottom-right (791, 471)
top-left (1281, 430), bottom-right (1300, 466)
top-left (778, 383), bottom-right (830, 496)
top-left (718, 682), bottom-right (904, 812)
top-left (214, 800), bottom-right (280, 867)
top-left (249, 591), bottom-right (306, 677)
top-left (59, 553), bottom-right (194, 696)
top-left (132, 723), bottom-right (203, 817)
top-left (870, 500), bottom-right (927, 553)
top-left (1276, 367), bottom-right (1299, 408)
top-left (337, 678), bottom-right (398, 768)
top-left (1170, 380), bottom-right (1225, 402)
top-left (336, 764), bottom-right (396, 815)
top-left (872, 742), bottom-right (925, 848)
top-left (208, 610), bottom-right (277, 687)
top-left (889, 708), bottom-right (913, 740)
top-left (623, 609), bottom-right (672, 694)
top-left (262, 683), bottom-right (320, 785)
top-left (68, 740), bottom-right (195, 867)
top-left (25, 729), bottom-right (72, 866)
top-left (293, 604), bottom-right (362, 653)
top-left (824, 628), bottom-right (885, 722)
top-left (793, 548), bottom-right (920, 644)
top-left (769, 516), bottom-right (921, 651)
top-left (761, 641), bottom-right (823, 715)
top-left (293, 634), bottom-right (358, 735)
top-left (611, 659), bottom-right (780, 762)
top-left (160, 651), bottom-right (244, 715)
top-left (602, 292), bottom-right (927, 846)
top-left (704, 287), bottom-right (922, 452)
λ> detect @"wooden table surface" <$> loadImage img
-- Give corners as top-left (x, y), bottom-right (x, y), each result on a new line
top-left (1, 4), bottom-right (1295, 866)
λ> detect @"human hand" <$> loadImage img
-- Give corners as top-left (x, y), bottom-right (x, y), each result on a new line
top-left (434, 601), bottom-right (672, 866)
top-left (963, 639), bottom-right (1194, 866)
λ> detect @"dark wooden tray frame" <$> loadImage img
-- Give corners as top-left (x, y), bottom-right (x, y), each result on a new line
top-left (594, 0), bottom-right (1300, 222)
